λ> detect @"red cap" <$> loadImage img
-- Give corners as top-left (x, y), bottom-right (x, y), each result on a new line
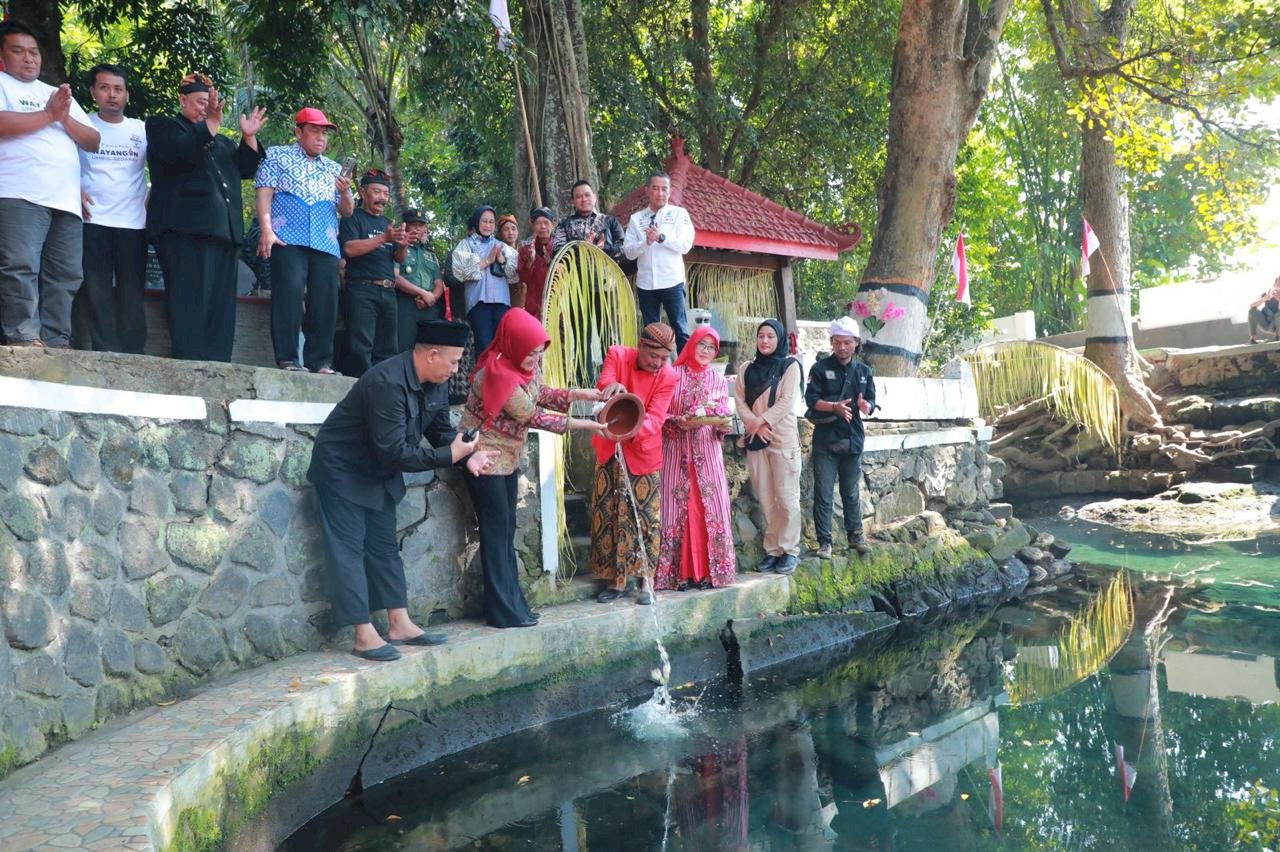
top-left (294, 107), bottom-right (336, 129)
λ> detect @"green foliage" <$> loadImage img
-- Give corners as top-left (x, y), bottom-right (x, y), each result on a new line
top-left (64, 3), bottom-right (235, 120)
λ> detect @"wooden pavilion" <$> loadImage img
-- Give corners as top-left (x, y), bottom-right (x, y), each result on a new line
top-left (610, 136), bottom-right (860, 349)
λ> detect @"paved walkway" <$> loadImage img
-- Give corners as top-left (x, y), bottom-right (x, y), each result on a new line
top-left (0, 575), bottom-right (790, 851)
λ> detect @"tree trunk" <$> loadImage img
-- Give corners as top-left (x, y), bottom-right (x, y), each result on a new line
top-left (859, 0), bottom-right (1011, 377)
top-left (513, 0), bottom-right (599, 220)
top-left (10, 0), bottom-right (66, 85)
top-left (686, 0), bottom-right (724, 174)
top-left (1080, 119), bottom-right (1162, 428)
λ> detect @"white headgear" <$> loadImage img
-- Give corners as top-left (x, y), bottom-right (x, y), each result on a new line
top-left (829, 316), bottom-right (862, 340)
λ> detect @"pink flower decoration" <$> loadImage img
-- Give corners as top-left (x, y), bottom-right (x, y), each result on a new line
top-left (882, 304), bottom-right (907, 321)
top-left (853, 300), bottom-right (873, 318)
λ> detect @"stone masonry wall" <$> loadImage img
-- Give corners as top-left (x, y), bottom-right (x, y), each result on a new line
top-left (726, 419), bottom-right (998, 564)
top-left (0, 402), bottom-right (543, 774)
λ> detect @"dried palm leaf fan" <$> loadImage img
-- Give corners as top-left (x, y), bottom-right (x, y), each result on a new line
top-left (541, 240), bottom-right (640, 579)
top-left (960, 339), bottom-right (1123, 451)
top-left (688, 264), bottom-right (778, 352)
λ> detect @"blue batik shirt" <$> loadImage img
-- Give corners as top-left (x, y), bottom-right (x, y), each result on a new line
top-left (255, 142), bottom-right (343, 257)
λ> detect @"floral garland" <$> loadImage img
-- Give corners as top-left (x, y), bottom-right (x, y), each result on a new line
top-left (846, 290), bottom-right (906, 338)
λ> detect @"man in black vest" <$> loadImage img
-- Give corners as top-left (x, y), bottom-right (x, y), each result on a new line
top-left (308, 319), bottom-right (496, 661)
top-left (145, 73), bottom-right (266, 361)
top-left (804, 316), bottom-right (876, 559)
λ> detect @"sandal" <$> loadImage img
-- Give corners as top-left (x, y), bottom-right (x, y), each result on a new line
top-left (697, 579), bottom-right (713, 590)
top-left (314, 367), bottom-right (337, 375)
top-left (677, 580), bottom-right (692, 592)
top-left (278, 361), bottom-right (307, 372)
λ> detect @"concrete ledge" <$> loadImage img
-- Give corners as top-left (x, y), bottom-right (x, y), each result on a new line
top-left (0, 375), bottom-right (207, 420)
top-left (0, 576), bottom-right (792, 852)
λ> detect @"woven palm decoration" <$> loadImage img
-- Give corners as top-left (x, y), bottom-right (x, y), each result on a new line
top-left (688, 263), bottom-right (779, 348)
top-left (960, 339), bottom-right (1123, 451)
top-left (541, 241), bottom-right (640, 578)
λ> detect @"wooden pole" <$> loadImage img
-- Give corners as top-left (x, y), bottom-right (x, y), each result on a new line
top-left (513, 60), bottom-right (543, 209)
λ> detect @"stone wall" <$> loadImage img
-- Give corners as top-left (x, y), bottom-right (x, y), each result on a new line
top-left (725, 419), bottom-right (998, 565)
top-left (0, 397), bottom-right (546, 773)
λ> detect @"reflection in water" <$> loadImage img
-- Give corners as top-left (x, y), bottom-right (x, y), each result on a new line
top-left (1007, 572), bottom-right (1134, 705)
top-left (287, 538), bottom-right (1280, 851)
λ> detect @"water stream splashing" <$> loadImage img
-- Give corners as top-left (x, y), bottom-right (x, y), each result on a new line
top-left (612, 591), bottom-right (699, 740)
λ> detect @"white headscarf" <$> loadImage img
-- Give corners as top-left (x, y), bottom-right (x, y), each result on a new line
top-left (829, 316), bottom-right (862, 339)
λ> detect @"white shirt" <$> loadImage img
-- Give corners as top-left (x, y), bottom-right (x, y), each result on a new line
top-left (0, 72), bottom-right (90, 217)
top-left (622, 203), bottom-right (695, 291)
top-left (79, 114), bottom-right (147, 230)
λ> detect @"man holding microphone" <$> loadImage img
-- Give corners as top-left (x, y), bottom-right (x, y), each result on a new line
top-left (622, 171), bottom-right (695, 353)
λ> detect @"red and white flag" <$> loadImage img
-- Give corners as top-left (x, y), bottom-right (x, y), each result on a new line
top-left (1081, 217), bottom-right (1101, 277)
top-left (952, 233), bottom-right (970, 305)
top-left (488, 0), bottom-right (514, 53)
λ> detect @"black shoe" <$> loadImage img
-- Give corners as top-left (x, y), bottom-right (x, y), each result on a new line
top-left (515, 617), bottom-right (539, 627)
top-left (352, 644), bottom-right (401, 662)
top-left (392, 631), bottom-right (448, 646)
top-left (774, 554), bottom-right (799, 575)
top-left (597, 587), bottom-right (627, 603)
top-left (758, 555), bottom-right (779, 573)
top-left (850, 539), bottom-right (871, 556)
top-left (697, 579), bottom-right (714, 591)
top-left (528, 611), bottom-right (541, 623)
top-left (677, 580), bottom-right (693, 592)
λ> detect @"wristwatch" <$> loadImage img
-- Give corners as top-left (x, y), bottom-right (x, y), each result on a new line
top-left (657, 234), bottom-right (666, 243)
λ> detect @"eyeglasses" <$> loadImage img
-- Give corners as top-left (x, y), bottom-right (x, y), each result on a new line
top-left (695, 341), bottom-right (718, 352)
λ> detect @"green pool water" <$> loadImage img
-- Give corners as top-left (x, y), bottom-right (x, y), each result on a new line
top-left (285, 517), bottom-right (1280, 851)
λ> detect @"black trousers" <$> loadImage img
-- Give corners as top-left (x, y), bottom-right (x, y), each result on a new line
top-left (155, 232), bottom-right (237, 362)
top-left (344, 280), bottom-right (398, 376)
top-left (395, 290), bottom-right (441, 352)
top-left (316, 485), bottom-right (407, 627)
top-left (270, 244), bottom-right (339, 369)
top-left (73, 223), bottom-right (147, 353)
top-left (465, 471), bottom-right (534, 627)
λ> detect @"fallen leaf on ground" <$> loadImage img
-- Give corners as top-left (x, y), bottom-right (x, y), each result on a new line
top-left (862, 798), bottom-right (881, 808)
top-left (960, 793), bottom-right (970, 801)
top-left (288, 678), bottom-right (302, 690)
top-left (386, 815), bottom-right (401, 822)
top-left (155, 698), bottom-right (176, 707)
top-left (517, 775), bottom-right (531, 785)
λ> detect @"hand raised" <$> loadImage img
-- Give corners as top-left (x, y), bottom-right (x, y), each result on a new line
top-left (240, 105), bottom-right (267, 137)
top-left (857, 393), bottom-right (872, 416)
top-left (205, 88), bottom-right (225, 127)
top-left (45, 85), bottom-right (71, 122)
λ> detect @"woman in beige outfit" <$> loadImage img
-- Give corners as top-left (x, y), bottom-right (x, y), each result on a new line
top-left (734, 319), bottom-right (803, 574)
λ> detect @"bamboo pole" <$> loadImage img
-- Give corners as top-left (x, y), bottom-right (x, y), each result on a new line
top-left (512, 59), bottom-right (543, 209)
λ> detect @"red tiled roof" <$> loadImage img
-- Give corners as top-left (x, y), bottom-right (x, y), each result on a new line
top-left (610, 136), bottom-right (861, 261)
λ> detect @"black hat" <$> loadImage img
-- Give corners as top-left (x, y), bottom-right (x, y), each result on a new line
top-left (415, 320), bottom-right (470, 348)
top-left (402, 208), bottom-right (429, 225)
top-left (529, 206), bottom-right (555, 223)
top-left (360, 168), bottom-right (391, 188)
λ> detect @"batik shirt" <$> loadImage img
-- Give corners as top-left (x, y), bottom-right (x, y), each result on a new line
top-left (255, 142), bottom-right (343, 257)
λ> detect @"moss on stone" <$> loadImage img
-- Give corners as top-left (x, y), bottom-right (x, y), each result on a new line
top-left (225, 727), bottom-right (320, 818)
top-left (0, 744), bottom-right (21, 781)
top-left (277, 442), bottom-right (312, 489)
top-left (172, 807), bottom-right (221, 852)
top-left (789, 534), bottom-right (990, 614)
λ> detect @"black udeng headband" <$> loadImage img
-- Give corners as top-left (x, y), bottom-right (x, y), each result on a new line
top-left (178, 81), bottom-right (212, 94)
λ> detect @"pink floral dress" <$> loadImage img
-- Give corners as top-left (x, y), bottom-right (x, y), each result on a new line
top-left (655, 365), bottom-right (737, 589)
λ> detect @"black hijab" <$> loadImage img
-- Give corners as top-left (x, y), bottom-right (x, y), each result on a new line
top-left (743, 319), bottom-right (790, 406)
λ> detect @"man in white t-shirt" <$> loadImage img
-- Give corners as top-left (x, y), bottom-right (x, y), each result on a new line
top-left (72, 63), bottom-right (148, 354)
top-left (622, 171), bottom-right (695, 353)
top-left (0, 20), bottom-right (100, 348)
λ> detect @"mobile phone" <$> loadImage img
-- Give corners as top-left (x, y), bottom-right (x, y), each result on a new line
top-left (339, 156), bottom-right (357, 181)
top-left (463, 428), bottom-right (479, 442)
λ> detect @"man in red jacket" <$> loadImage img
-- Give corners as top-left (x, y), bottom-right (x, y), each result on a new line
top-left (590, 322), bottom-right (678, 605)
